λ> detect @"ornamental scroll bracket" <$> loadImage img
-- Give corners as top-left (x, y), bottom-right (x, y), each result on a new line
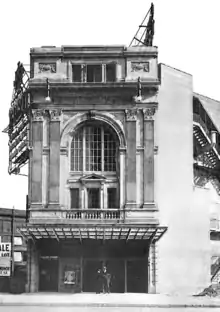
top-left (125, 109), bottom-right (138, 121)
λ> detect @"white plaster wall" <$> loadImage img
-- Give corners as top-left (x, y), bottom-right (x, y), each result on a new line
top-left (156, 64), bottom-right (210, 295)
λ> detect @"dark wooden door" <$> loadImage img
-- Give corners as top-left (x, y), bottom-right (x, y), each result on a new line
top-left (127, 259), bottom-right (148, 293)
top-left (39, 259), bottom-right (58, 292)
top-left (83, 260), bottom-right (102, 292)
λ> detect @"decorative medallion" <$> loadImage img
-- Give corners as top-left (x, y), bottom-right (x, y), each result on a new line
top-left (39, 63), bottom-right (56, 73)
top-left (143, 108), bottom-right (156, 120)
top-left (131, 62), bottom-right (149, 72)
top-left (125, 109), bottom-right (138, 121)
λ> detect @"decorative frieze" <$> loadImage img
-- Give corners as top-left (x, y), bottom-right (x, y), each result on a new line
top-left (131, 62), bottom-right (150, 72)
top-left (32, 109), bottom-right (62, 121)
top-left (125, 109), bottom-right (138, 121)
top-left (50, 109), bottom-right (62, 121)
top-left (39, 63), bottom-right (56, 73)
top-left (143, 108), bottom-right (156, 120)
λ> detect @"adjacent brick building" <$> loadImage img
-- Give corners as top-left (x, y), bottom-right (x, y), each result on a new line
top-left (0, 208), bottom-right (27, 292)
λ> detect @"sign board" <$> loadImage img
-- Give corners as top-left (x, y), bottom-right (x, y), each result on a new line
top-left (0, 243), bottom-right (11, 277)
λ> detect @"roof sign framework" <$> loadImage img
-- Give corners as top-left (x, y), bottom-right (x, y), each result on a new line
top-left (129, 3), bottom-right (155, 47)
top-left (3, 62), bottom-right (30, 175)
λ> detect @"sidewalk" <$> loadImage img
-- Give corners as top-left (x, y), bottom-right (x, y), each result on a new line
top-left (0, 293), bottom-right (220, 311)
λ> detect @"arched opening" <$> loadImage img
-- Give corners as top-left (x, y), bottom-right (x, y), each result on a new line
top-left (70, 121), bottom-right (118, 173)
top-left (69, 121), bottom-right (120, 210)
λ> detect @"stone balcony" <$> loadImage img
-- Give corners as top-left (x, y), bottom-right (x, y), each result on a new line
top-left (28, 208), bottom-right (159, 226)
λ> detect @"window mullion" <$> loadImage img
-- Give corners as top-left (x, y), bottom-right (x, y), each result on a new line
top-left (101, 128), bottom-right (104, 172)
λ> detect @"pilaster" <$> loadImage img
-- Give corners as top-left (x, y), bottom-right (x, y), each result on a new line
top-left (31, 109), bottom-right (44, 204)
top-left (27, 240), bottom-right (39, 293)
top-left (48, 109), bottom-right (62, 208)
top-left (125, 109), bottom-right (137, 209)
top-left (119, 147), bottom-right (126, 208)
top-left (148, 243), bottom-right (157, 294)
top-left (42, 110), bottom-right (50, 208)
top-left (143, 107), bottom-right (156, 208)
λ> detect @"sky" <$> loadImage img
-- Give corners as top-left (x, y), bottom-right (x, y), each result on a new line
top-left (0, 0), bottom-right (220, 210)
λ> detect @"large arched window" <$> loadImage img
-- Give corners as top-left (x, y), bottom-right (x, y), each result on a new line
top-left (70, 123), bottom-right (117, 172)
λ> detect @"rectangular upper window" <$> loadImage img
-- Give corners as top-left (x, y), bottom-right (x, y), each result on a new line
top-left (88, 188), bottom-right (100, 209)
top-left (106, 63), bottom-right (116, 82)
top-left (87, 65), bottom-right (102, 82)
top-left (72, 64), bottom-right (116, 83)
top-left (72, 65), bottom-right (82, 82)
top-left (108, 188), bottom-right (117, 208)
top-left (70, 188), bottom-right (80, 209)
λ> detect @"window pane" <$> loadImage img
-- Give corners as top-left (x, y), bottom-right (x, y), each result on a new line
top-left (88, 188), bottom-right (100, 209)
top-left (104, 130), bottom-right (116, 171)
top-left (70, 189), bottom-right (80, 209)
top-left (108, 188), bottom-right (117, 208)
top-left (14, 236), bottom-right (22, 245)
top-left (85, 126), bottom-right (101, 171)
top-left (14, 252), bottom-right (23, 262)
top-left (3, 221), bottom-right (11, 233)
top-left (106, 64), bottom-right (116, 82)
top-left (71, 130), bottom-right (83, 171)
top-left (87, 65), bottom-right (102, 82)
top-left (72, 65), bottom-right (81, 82)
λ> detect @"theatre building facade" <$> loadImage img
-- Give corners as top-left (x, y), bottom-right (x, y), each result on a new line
top-left (9, 44), bottom-right (219, 295)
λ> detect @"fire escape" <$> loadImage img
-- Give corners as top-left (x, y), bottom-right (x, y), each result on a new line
top-left (193, 96), bottom-right (220, 283)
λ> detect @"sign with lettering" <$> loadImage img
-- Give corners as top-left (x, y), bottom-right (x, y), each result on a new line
top-left (0, 243), bottom-right (11, 276)
top-left (0, 243), bottom-right (11, 258)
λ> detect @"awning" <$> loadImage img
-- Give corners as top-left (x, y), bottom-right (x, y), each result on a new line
top-left (17, 224), bottom-right (167, 243)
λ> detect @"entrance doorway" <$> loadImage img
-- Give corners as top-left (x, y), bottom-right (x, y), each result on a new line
top-left (83, 259), bottom-right (125, 293)
top-left (127, 260), bottom-right (148, 293)
top-left (39, 258), bottom-right (58, 292)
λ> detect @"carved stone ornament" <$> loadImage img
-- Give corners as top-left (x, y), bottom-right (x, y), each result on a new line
top-left (39, 63), bottom-right (56, 74)
top-left (50, 109), bottom-right (62, 121)
top-left (143, 108), bottom-right (156, 120)
top-left (131, 62), bottom-right (149, 72)
top-left (32, 109), bottom-right (44, 121)
top-left (125, 109), bottom-right (138, 121)
top-left (87, 110), bottom-right (96, 119)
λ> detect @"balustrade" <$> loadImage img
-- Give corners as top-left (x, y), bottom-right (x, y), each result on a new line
top-left (65, 209), bottom-right (122, 220)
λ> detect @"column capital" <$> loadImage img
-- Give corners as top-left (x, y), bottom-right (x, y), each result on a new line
top-left (125, 109), bottom-right (138, 121)
top-left (143, 107), bottom-right (156, 121)
top-left (50, 109), bottom-right (62, 121)
top-left (32, 109), bottom-right (44, 121)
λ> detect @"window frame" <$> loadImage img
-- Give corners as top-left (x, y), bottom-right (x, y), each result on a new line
top-left (70, 124), bottom-right (118, 174)
top-left (71, 62), bottom-right (117, 83)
